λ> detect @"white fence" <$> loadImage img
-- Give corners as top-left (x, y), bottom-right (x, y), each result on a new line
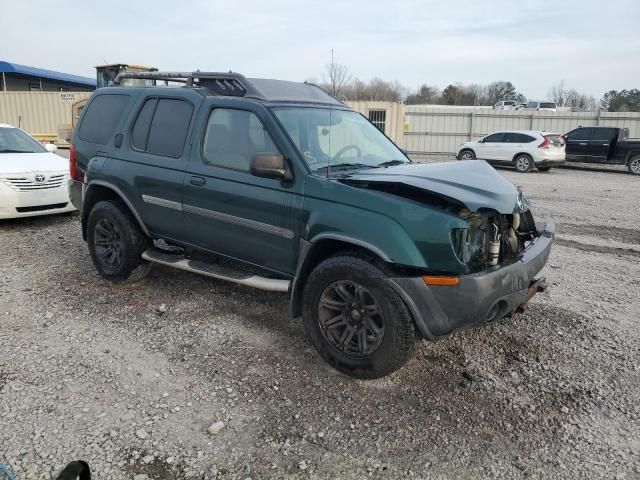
top-left (404, 106), bottom-right (640, 155)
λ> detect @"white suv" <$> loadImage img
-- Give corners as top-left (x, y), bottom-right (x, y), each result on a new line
top-left (456, 130), bottom-right (566, 173)
top-left (523, 101), bottom-right (557, 112)
top-left (493, 100), bottom-right (517, 110)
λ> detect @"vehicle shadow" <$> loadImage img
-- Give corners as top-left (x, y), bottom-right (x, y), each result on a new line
top-left (0, 211), bottom-right (79, 229)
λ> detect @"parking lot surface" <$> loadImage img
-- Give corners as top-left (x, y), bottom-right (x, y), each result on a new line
top-left (1, 165), bottom-right (639, 479)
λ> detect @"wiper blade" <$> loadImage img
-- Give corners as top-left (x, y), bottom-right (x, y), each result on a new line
top-left (377, 159), bottom-right (407, 167)
top-left (317, 163), bottom-right (379, 172)
top-left (0, 149), bottom-right (33, 153)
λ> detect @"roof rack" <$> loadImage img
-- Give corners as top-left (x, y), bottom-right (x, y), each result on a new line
top-left (113, 71), bottom-right (266, 99)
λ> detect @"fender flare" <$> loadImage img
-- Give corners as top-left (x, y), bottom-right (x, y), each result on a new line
top-left (625, 150), bottom-right (640, 165)
top-left (84, 180), bottom-right (150, 237)
top-left (289, 233), bottom-right (393, 318)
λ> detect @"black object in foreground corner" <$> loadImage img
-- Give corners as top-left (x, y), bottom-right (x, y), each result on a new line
top-left (54, 461), bottom-right (91, 480)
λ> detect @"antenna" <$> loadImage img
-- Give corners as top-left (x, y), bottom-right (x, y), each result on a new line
top-left (327, 49), bottom-right (334, 179)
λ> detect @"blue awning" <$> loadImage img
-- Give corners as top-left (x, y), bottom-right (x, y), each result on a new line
top-left (0, 60), bottom-right (96, 87)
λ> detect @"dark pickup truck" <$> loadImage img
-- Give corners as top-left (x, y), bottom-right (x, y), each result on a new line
top-left (563, 126), bottom-right (640, 174)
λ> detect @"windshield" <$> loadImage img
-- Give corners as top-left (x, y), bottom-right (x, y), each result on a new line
top-left (272, 107), bottom-right (409, 173)
top-left (0, 128), bottom-right (47, 154)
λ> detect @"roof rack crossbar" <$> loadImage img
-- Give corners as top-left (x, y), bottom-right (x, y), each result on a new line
top-left (113, 71), bottom-right (266, 99)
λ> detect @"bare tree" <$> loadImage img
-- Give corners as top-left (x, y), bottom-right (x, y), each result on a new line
top-left (565, 89), bottom-right (597, 111)
top-left (323, 62), bottom-right (352, 99)
top-left (548, 80), bottom-right (567, 106)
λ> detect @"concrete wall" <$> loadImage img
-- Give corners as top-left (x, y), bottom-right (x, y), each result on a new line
top-left (404, 106), bottom-right (640, 155)
top-left (0, 91), bottom-right (91, 141)
top-left (346, 100), bottom-right (406, 148)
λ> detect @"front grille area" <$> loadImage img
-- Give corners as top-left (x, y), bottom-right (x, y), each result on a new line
top-left (1, 173), bottom-right (67, 191)
top-left (16, 203), bottom-right (68, 213)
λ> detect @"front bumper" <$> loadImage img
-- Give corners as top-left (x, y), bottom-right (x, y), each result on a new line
top-left (388, 219), bottom-right (555, 339)
top-left (0, 182), bottom-right (76, 219)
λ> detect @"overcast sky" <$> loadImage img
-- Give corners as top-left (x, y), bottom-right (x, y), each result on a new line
top-left (3, 0), bottom-right (639, 99)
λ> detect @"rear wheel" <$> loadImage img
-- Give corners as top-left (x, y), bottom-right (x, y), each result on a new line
top-left (87, 200), bottom-right (150, 283)
top-left (514, 154), bottom-right (533, 173)
top-left (628, 156), bottom-right (640, 175)
top-left (302, 254), bottom-right (417, 379)
top-left (537, 166), bottom-right (551, 172)
top-left (459, 149), bottom-right (476, 160)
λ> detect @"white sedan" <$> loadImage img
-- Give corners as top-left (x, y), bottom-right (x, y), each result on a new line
top-left (0, 124), bottom-right (75, 219)
top-left (456, 130), bottom-right (566, 173)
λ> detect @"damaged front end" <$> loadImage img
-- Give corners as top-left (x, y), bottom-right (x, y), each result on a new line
top-left (451, 207), bottom-right (539, 273)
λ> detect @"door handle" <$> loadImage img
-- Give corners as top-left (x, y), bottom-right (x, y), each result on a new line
top-left (601, 143), bottom-right (609, 146)
top-left (190, 176), bottom-right (206, 187)
top-left (579, 143), bottom-right (587, 146)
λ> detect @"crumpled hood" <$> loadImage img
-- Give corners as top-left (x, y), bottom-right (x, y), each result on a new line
top-left (0, 152), bottom-right (68, 175)
top-left (339, 160), bottom-right (526, 214)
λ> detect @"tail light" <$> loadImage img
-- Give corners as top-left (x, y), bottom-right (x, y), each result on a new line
top-left (69, 144), bottom-right (83, 181)
top-left (538, 137), bottom-right (550, 149)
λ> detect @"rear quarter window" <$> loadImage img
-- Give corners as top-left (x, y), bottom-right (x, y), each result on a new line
top-left (78, 94), bottom-right (130, 144)
top-left (540, 102), bottom-right (557, 109)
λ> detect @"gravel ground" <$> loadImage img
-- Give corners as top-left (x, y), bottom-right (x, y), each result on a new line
top-left (1, 163), bottom-right (639, 480)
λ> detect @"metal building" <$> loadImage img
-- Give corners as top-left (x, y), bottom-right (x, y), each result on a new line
top-left (0, 61), bottom-right (95, 92)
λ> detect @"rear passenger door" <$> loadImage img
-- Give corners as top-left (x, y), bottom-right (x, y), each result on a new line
top-left (110, 93), bottom-right (200, 241)
top-left (586, 128), bottom-right (617, 163)
top-left (564, 128), bottom-right (592, 162)
top-left (504, 133), bottom-right (535, 162)
top-left (182, 101), bottom-right (302, 275)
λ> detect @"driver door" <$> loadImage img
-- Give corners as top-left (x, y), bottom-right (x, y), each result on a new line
top-left (477, 132), bottom-right (506, 161)
top-left (182, 102), bottom-right (301, 275)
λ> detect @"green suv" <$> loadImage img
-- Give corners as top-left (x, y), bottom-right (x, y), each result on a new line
top-left (68, 71), bottom-right (554, 379)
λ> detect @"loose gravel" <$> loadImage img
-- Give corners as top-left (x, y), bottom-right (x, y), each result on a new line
top-left (1, 164), bottom-right (638, 480)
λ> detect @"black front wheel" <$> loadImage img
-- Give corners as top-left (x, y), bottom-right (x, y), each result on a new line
top-left (302, 254), bottom-right (416, 379)
top-left (87, 200), bottom-right (149, 283)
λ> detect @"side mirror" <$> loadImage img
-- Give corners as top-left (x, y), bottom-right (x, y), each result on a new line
top-left (44, 143), bottom-right (57, 153)
top-left (250, 153), bottom-right (291, 181)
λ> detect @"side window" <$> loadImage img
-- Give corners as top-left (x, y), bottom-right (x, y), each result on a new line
top-left (146, 99), bottom-right (193, 158)
top-left (567, 128), bottom-right (592, 141)
top-left (131, 98), bottom-right (157, 151)
top-left (130, 98), bottom-right (193, 157)
top-left (79, 94), bottom-right (130, 144)
top-left (483, 133), bottom-right (505, 143)
top-left (507, 133), bottom-right (535, 143)
top-left (590, 128), bottom-right (617, 141)
top-left (203, 108), bottom-right (279, 171)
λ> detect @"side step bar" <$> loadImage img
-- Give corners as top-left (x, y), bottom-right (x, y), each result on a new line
top-left (141, 249), bottom-right (290, 292)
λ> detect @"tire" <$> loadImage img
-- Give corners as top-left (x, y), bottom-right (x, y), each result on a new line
top-left (302, 254), bottom-right (417, 379)
top-left (513, 154), bottom-right (533, 173)
top-left (458, 149), bottom-right (476, 160)
top-left (628, 155), bottom-right (640, 175)
top-left (537, 167), bottom-right (551, 172)
top-left (87, 200), bottom-right (150, 283)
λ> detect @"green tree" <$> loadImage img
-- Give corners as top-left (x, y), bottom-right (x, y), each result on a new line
top-left (484, 81), bottom-right (525, 104)
top-left (601, 89), bottom-right (640, 112)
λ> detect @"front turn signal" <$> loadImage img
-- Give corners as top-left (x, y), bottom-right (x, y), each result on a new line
top-left (422, 275), bottom-right (460, 286)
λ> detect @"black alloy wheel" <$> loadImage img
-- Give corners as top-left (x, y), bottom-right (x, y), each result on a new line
top-left (318, 280), bottom-right (385, 357)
